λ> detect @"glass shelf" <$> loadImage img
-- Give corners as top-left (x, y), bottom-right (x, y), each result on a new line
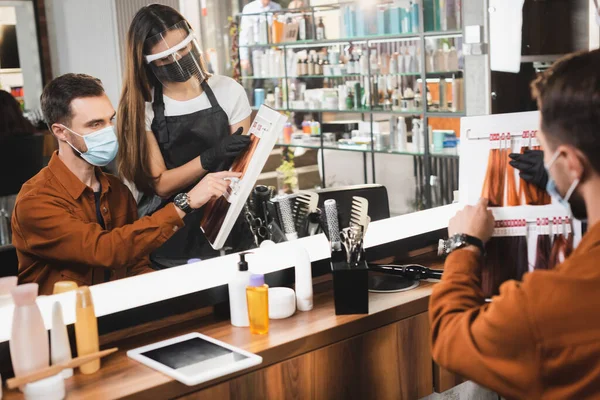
top-left (424, 71), bottom-right (463, 79)
top-left (275, 142), bottom-right (459, 158)
top-left (425, 111), bottom-right (466, 118)
top-left (285, 108), bottom-right (423, 115)
top-left (423, 30), bottom-right (463, 38)
top-left (250, 105), bottom-right (463, 117)
top-left (238, 31), bottom-right (460, 49)
top-left (241, 76), bottom-right (286, 80)
top-left (276, 142), bottom-right (321, 150)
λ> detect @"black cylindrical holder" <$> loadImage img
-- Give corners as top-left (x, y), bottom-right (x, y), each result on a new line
top-left (331, 250), bottom-right (369, 315)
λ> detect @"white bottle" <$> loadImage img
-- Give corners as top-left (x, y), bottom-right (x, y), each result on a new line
top-left (412, 118), bottom-right (423, 153)
top-left (229, 253), bottom-right (251, 327)
top-left (397, 117), bottom-right (408, 152)
top-left (51, 302), bottom-right (73, 378)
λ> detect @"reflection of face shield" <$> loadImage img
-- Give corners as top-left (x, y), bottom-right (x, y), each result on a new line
top-left (144, 21), bottom-right (208, 87)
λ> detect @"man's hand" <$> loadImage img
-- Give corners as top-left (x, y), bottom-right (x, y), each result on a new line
top-left (448, 198), bottom-right (495, 244)
top-left (188, 171), bottom-right (242, 209)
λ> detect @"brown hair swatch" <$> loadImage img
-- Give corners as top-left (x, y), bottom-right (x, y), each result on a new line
top-left (482, 236), bottom-right (526, 297)
top-left (549, 231), bottom-right (574, 270)
top-left (505, 149), bottom-right (520, 206)
top-left (481, 135), bottom-right (506, 207)
top-left (534, 233), bottom-right (552, 270)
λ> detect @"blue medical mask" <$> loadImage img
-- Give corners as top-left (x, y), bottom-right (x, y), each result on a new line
top-left (62, 125), bottom-right (119, 167)
top-left (544, 150), bottom-right (581, 217)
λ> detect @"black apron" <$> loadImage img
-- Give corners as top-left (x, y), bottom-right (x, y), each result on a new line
top-left (147, 80), bottom-right (250, 268)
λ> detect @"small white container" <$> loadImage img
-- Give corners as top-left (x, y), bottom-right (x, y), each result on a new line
top-left (23, 374), bottom-right (65, 400)
top-left (268, 288), bottom-right (296, 320)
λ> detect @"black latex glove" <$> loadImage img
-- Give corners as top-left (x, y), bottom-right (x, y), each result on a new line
top-left (200, 127), bottom-right (251, 172)
top-left (508, 149), bottom-right (548, 190)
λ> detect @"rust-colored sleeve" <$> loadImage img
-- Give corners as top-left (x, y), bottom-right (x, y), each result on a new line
top-left (12, 193), bottom-right (184, 271)
top-left (429, 249), bottom-right (541, 399)
top-left (123, 191), bottom-right (156, 277)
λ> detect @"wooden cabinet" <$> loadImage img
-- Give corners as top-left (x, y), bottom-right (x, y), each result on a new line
top-left (181, 312), bottom-right (433, 400)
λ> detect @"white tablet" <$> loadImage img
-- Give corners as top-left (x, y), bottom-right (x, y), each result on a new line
top-left (127, 332), bottom-right (263, 386)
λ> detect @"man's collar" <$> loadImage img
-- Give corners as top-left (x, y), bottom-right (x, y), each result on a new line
top-left (48, 151), bottom-right (111, 199)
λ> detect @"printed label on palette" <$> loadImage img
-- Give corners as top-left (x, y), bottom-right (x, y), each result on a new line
top-left (492, 219), bottom-right (527, 237)
top-left (489, 133), bottom-right (500, 150)
top-left (530, 130), bottom-right (540, 147)
top-left (248, 115), bottom-right (272, 139)
top-left (520, 130), bottom-right (531, 148)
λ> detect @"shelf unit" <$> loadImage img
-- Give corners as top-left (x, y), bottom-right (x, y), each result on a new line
top-left (235, 2), bottom-right (464, 210)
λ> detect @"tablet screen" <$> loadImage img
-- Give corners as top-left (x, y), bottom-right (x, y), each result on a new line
top-left (140, 337), bottom-right (249, 377)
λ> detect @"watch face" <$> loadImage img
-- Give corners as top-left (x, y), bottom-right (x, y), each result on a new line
top-left (450, 234), bottom-right (467, 251)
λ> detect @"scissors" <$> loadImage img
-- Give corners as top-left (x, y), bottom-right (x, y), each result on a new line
top-left (244, 206), bottom-right (268, 246)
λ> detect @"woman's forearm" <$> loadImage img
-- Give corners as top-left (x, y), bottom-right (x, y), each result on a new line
top-left (153, 156), bottom-right (207, 198)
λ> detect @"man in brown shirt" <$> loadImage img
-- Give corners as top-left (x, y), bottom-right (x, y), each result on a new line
top-left (430, 50), bottom-right (600, 399)
top-left (11, 74), bottom-right (239, 294)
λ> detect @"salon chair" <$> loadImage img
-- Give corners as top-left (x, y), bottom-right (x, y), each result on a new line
top-left (0, 134), bottom-right (45, 198)
top-left (0, 134), bottom-right (44, 275)
top-left (0, 245), bottom-right (18, 277)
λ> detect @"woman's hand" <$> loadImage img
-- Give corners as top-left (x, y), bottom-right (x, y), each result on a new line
top-left (509, 149), bottom-right (548, 190)
top-left (200, 127), bottom-right (251, 172)
top-left (188, 171), bottom-right (242, 209)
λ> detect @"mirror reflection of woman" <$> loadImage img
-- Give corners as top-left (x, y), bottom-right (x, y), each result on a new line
top-left (117, 5), bottom-right (253, 267)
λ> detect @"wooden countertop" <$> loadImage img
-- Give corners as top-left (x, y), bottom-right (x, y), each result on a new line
top-left (4, 277), bottom-right (437, 400)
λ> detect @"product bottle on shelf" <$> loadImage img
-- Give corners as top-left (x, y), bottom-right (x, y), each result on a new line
top-left (307, 54), bottom-right (315, 75)
top-left (298, 14), bottom-right (307, 41)
top-left (372, 77), bottom-right (380, 109)
top-left (75, 286), bottom-right (100, 375)
top-left (51, 302), bottom-right (73, 378)
top-left (402, 87), bottom-right (415, 111)
top-left (246, 274), bottom-right (269, 335)
top-left (10, 283), bottom-right (50, 383)
top-left (410, 2), bottom-right (420, 32)
top-left (439, 76), bottom-right (447, 111)
top-left (354, 82), bottom-right (362, 109)
top-left (397, 116), bottom-right (408, 152)
top-left (391, 89), bottom-right (400, 111)
top-left (274, 86), bottom-right (282, 109)
top-left (346, 90), bottom-right (355, 110)
top-left (316, 17), bottom-right (326, 40)
top-left (316, 54), bottom-right (323, 75)
top-left (301, 58), bottom-right (308, 76)
top-left (415, 87), bottom-right (422, 109)
top-left (302, 120), bottom-right (311, 134)
top-left (229, 253), bottom-right (251, 327)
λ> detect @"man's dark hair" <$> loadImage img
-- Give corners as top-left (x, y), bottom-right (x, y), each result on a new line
top-left (40, 73), bottom-right (105, 127)
top-left (531, 49), bottom-right (600, 173)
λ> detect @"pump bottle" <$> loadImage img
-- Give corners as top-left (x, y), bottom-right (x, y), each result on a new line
top-left (229, 253), bottom-right (252, 327)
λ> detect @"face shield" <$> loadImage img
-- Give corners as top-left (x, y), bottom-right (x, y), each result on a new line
top-left (144, 21), bottom-right (208, 87)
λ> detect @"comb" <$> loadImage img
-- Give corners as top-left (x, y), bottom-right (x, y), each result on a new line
top-left (292, 191), bottom-right (319, 236)
top-left (350, 196), bottom-right (369, 232)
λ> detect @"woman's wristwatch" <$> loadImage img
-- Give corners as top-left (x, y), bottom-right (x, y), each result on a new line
top-left (174, 193), bottom-right (193, 214)
top-left (438, 234), bottom-right (485, 256)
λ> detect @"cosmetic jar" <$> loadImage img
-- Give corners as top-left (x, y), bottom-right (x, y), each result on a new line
top-left (23, 374), bottom-right (65, 400)
top-left (268, 288), bottom-right (296, 319)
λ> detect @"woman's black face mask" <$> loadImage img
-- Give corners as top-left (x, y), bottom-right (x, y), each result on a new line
top-left (151, 49), bottom-right (200, 83)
